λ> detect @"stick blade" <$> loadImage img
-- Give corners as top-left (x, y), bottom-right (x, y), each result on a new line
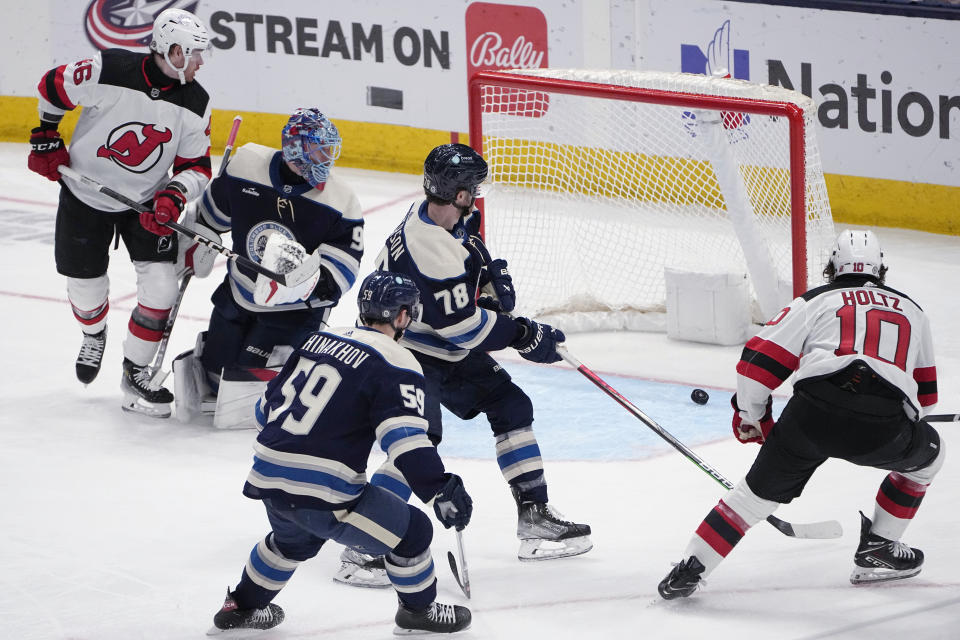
top-left (766, 515), bottom-right (843, 539)
top-left (446, 551), bottom-right (470, 598)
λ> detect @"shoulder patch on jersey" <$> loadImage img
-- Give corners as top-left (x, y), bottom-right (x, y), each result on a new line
top-left (302, 173), bottom-right (362, 221)
top-left (226, 144), bottom-right (276, 184)
top-left (404, 206), bottom-right (470, 280)
top-left (326, 327), bottom-right (424, 375)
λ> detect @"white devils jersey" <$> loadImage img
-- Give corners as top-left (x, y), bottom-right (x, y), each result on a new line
top-left (736, 277), bottom-right (938, 421)
top-left (37, 48), bottom-right (212, 212)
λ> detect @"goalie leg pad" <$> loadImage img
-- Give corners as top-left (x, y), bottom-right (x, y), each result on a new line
top-left (213, 366), bottom-right (280, 429)
top-left (173, 339), bottom-right (217, 423)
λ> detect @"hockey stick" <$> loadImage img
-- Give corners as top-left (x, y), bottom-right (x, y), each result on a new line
top-left (149, 115), bottom-right (244, 378)
top-left (57, 165), bottom-right (319, 288)
top-left (446, 530), bottom-right (471, 599)
top-left (557, 346), bottom-right (843, 540)
top-left (925, 413), bottom-right (959, 423)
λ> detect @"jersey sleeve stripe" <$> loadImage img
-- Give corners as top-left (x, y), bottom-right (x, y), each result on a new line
top-left (913, 366), bottom-right (937, 382)
top-left (39, 66), bottom-right (75, 111)
top-left (173, 154), bottom-right (213, 179)
top-left (743, 337), bottom-right (800, 370)
top-left (736, 359), bottom-right (791, 390)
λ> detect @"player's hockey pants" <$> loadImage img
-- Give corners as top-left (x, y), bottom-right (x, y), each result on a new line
top-left (232, 485), bottom-right (437, 610)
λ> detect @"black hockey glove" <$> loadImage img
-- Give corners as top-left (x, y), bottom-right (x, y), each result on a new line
top-left (466, 235), bottom-right (516, 312)
top-left (433, 473), bottom-right (473, 531)
top-left (512, 317), bottom-right (565, 364)
top-left (311, 267), bottom-right (338, 301)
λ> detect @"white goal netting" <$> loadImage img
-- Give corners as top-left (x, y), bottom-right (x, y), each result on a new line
top-left (472, 69), bottom-right (835, 331)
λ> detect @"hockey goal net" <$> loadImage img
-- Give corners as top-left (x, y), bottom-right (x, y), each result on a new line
top-left (468, 69), bottom-right (835, 332)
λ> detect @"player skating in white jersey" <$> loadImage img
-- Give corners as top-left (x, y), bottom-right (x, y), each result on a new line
top-left (27, 8), bottom-right (213, 417)
top-left (659, 229), bottom-right (943, 598)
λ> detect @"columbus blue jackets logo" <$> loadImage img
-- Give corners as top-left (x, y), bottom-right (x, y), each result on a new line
top-left (83, 0), bottom-right (200, 51)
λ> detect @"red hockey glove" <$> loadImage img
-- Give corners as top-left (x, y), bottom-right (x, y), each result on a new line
top-left (28, 127), bottom-right (70, 181)
top-left (731, 394), bottom-right (774, 444)
top-left (142, 186), bottom-right (186, 236)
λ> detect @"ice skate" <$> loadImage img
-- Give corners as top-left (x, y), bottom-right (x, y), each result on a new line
top-left (394, 601), bottom-right (471, 635)
top-left (207, 588), bottom-right (284, 634)
top-left (332, 547), bottom-right (390, 588)
top-left (850, 511), bottom-right (923, 584)
top-left (76, 328), bottom-right (107, 385)
top-left (658, 555), bottom-right (706, 599)
top-left (121, 358), bottom-right (173, 418)
top-left (513, 488), bottom-right (592, 561)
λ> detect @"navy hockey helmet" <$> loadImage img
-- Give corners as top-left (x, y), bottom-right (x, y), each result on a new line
top-left (281, 108), bottom-right (342, 188)
top-left (423, 143), bottom-right (488, 203)
top-left (358, 271), bottom-right (423, 331)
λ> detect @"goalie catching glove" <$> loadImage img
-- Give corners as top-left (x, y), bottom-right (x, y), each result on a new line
top-left (731, 393), bottom-right (775, 444)
top-left (512, 317), bottom-right (565, 364)
top-left (252, 232), bottom-right (323, 306)
top-left (175, 204), bottom-right (220, 279)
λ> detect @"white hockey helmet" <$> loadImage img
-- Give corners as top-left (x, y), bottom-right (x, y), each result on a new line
top-left (829, 229), bottom-right (884, 279)
top-left (149, 8), bottom-right (210, 84)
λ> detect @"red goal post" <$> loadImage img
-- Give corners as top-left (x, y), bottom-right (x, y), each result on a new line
top-left (468, 69), bottom-right (835, 331)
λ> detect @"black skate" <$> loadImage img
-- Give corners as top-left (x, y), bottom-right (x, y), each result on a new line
top-left (850, 511), bottom-right (924, 584)
top-left (76, 328), bottom-right (107, 384)
top-left (333, 547), bottom-right (391, 588)
top-left (394, 601), bottom-right (471, 635)
top-left (658, 556), bottom-right (706, 599)
top-left (121, 358), bottom-right (173, 418)
top-left (513, 487), bottom-right (592, 561)
top-left (208, 588), bottom-right (284, 634)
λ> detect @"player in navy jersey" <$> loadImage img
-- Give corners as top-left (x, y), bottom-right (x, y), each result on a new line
top-left (659, 230), bottom-right (943, 599)
top-left (369, 143), bottom-right (592, 566)
top-left (209, 271), bottom-right (472, 635)
top-left (171, 108), bottom-right (363, 423)
top-left (27, 8), bottom-right (212, 417)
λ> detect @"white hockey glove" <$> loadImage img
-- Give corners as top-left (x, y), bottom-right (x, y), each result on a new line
top-left (175, 203), bottom-right (220, 279)
top-left (252, 232), bottom-right (322, 306)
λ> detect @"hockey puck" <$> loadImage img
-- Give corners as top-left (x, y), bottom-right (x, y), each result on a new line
top-left (691, 388), bottom-right (709, 405)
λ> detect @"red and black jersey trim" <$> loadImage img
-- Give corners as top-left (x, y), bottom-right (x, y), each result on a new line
top-left (876, 472), bottom-right (927, 519)
top-left (98, 48), bottom-right (210, 119)
top-left (802, 277), bottom-right (921, 310)
top-left (38, 65), bottom-right (76, 111)
top-left (913, 366), bottom-right (937, 407)
top-left (694, 501), bottom-right (746, 557)
top-left (173, 154), bottom-right (213, 181)
top-left (737, 337), bottom-right (799, 390)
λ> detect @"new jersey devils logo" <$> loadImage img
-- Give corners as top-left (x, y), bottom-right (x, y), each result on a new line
top-left (97, 123), bottom-right (172, 173)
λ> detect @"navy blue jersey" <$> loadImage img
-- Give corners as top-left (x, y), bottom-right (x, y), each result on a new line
top-left (376, 200), bottom-right (517, 361)
top-left (198, 143), bottom-right (363, 313)
top-left (243, 326), bottom-right (447, 509)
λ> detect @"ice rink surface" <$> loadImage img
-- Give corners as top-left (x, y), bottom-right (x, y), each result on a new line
top-left (1, 142), bottom-right (958, 639)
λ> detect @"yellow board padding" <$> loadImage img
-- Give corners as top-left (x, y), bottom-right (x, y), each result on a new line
top-left (825, 174), bottom-right (960, 236)
top-left (2, 96), bottom-right (455, 176)
top-left (2, 95), bottom-right (956, 236)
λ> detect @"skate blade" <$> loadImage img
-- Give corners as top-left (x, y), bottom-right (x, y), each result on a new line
top-left (518, 536), bottom-right (593, 562)
top-left (332, 563), bottom-right (391, 589)
top-left (850, 565), bottom-right (922, 585)
top-left (121, 393), bottom-right (172, 419)
top-left (393, 621), bottom-right (472, 635)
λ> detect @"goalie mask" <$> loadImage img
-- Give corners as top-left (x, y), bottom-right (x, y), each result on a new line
top-left (358, 271), bottom-right (423, 340)
top-left (827, 229), bottom-right (886, 282)
top-left (149, 8), bottom-right (210, 85)
top-left (281, 108), bottom-right (342, 189)
top-left (423, 143), bottom-right (488, 204)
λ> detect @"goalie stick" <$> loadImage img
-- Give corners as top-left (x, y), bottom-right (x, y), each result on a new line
top-left (150, 115), bottom-right (243, 380)
top-left (446, 530), bottom-right (471, 599)
top-left (56, 165), bottom-right (320, 288)
top-left (557, 347), bottom-right (843, 540)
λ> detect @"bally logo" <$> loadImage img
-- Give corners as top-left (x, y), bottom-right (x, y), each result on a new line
top-left (96, 122), bottom-right (172, 173)
top-left (242, 187), bottom-right (260, 196)
top-left (465, 2), bottom-right (549, 117)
